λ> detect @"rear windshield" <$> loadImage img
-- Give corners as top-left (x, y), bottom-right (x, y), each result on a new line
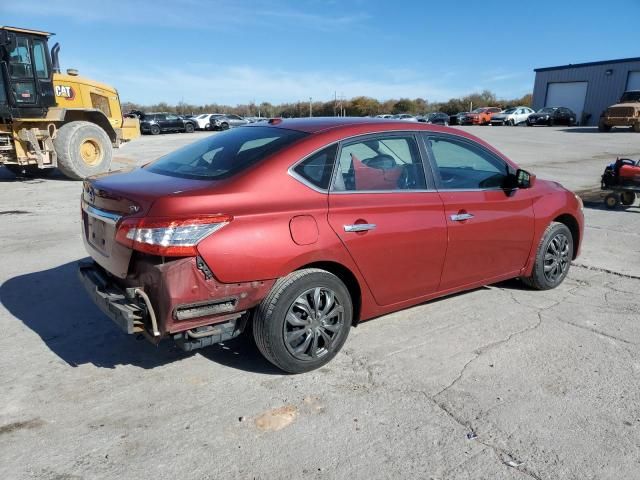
top-left (146, 126), bottom-right (308, 180)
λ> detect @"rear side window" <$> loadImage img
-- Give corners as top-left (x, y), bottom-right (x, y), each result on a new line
top-left (147, 126), bottom-right (308, 180)
top-left (332, 135), bottom-right (426, 191)
top-left (293, 144), bottom-right (338, 190)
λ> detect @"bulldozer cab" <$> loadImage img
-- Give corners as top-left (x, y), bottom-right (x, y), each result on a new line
top-left (0, 26), bottom-right (56, 119)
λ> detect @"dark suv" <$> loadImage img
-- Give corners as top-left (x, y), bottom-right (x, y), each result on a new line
top-left (140, 113), bottom-right (196, 135)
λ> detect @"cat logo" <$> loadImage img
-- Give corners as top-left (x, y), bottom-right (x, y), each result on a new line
top-left (54, 85), bottom-right (75, 100)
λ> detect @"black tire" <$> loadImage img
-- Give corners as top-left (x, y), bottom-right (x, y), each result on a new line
top-left (548, 118), bottom-right (554, 127)
top-left (53, 121), bottom-right (113, 180)
top-left (253, 268), bottom-right (353, 373)
top-left (633, 122), bottom-right (640, 133)
top-left (5, 164), bottom-right (55, 177)
top-left (220, 122), bottom-right (229, 130)
top-left (604, 193), bottom-right (620, 209)
top-left (204, 123), bottom-right (211, 131)
top-left (150, 124), bottom-right (161, 135)
top-left (620, 191), bottom-right (636, 206)
top-left (598, 120), bottom-right (612, 132)
top-left (185, 122), bottom-right (195, 133)
top-left (521, 222), bottom-right (573, 290)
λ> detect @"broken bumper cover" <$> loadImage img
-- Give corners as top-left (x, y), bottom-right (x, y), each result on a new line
top-left (78, 260), bottom-right (145, 335)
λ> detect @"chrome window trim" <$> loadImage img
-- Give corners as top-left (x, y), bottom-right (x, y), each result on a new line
top-left (81, 201), bottom-right (122, 225)
top-left (286, 127), bottom-right (504, 194)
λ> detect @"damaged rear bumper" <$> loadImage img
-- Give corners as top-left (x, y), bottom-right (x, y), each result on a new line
top-left (78, 257), bottom-right (276, 350)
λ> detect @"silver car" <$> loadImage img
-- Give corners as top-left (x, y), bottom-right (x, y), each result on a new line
top-left (490, 106), bottom-right (535, 126)
top-left (210, 114), bottom-right (250, 130)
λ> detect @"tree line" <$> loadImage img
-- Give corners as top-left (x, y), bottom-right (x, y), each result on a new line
top-left (122, 90), bottom-right (532, 118)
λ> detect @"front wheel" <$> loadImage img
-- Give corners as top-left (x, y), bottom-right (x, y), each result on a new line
top-left (621, 191), bottom-right (636, 206)
top-left (220, 122), bottom-right (229, 130)
top-left (150, 124), bottom-right (161, 135)
top-left (253, 269), bottom-right (353, 373)
top-left (185, 123), bottom-right (195, 133)
top-left (522, 222), bottom-right (573, 290)
top-left (598, 120), bottom-right (612, 132)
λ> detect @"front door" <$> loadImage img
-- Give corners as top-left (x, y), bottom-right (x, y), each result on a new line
top-left (425, 134), bottom-right (535, 290)
top-left (327, 133), bottom-right (447, 306)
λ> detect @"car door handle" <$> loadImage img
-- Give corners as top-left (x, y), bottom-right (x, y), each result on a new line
top-left (450, 213), bottom-right (474, 222)
top-left (344, 223), bottom-right (376, 232)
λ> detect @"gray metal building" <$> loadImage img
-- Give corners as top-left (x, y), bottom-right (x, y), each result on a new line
top-left (532, 57), bottom-right (640, 126)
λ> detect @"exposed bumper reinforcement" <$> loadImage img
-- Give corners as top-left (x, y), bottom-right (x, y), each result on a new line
top-left (78, 260), bottom-right (146, 335)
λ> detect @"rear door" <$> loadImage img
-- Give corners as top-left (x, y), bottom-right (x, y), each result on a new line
top-left (424, 134), bottom-right (535, 290)
top-left (327, 132), bottom-right (447, 306)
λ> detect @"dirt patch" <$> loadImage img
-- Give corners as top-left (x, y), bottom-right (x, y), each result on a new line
top-left (254, 405), bottom-right (298, 432)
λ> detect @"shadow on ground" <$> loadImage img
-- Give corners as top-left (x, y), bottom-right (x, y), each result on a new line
top-left (0, 259), bottom-right (279, 374)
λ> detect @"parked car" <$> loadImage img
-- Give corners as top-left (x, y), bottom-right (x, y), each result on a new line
top-left (209, 114), bottom-right (250, 130)
top-left (599, 90), bottom-right (640, 132)
top-left (527, 107), bottom-right (577, 126)
top-left (449, 112), bottom-right (468, 125)
top-left (140, 113), bottom-right (196, 135)
top-left (193, 113), bottom-right (221, 130)
top-left (392, 113), bottom-right (418, 122)
top-left (423, 112), bottom-right (450, 126)
top-left (490, 107), bottom-right (535, 126)
top-left (78, 118), bottom-right (583, 373)
top-left (460, 107), bottom-right (502, 125)
top-left (376, 114), bottom-right (393, 118)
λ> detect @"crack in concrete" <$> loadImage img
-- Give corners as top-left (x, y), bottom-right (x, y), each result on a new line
top-left (434, 310), bottom-right (544, 399)
top-left (555, 317), bottom-right (637, 346)
top-left (572, 263), bottom-right (640, 280)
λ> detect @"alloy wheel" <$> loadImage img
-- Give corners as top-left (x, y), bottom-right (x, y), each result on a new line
top-left (283, 287), bottom-right (344, 360)
top-left (544, 233), bottom-right (570, 283)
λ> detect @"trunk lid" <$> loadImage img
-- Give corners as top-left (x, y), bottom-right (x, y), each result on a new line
top-left (82, 167), bottom-right (216, 278)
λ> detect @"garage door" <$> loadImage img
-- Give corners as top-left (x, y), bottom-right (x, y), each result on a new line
top-left (545, 82), bottom-right (588, 124)
top-left (626, 71), bottom-right (640, 91)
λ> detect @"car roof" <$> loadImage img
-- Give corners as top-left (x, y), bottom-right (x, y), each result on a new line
top-left (244, 117), bottom-right (492, 142)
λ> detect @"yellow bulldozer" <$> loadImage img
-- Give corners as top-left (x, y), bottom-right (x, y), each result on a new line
top-left (0, 26), bottom-right (140, 179)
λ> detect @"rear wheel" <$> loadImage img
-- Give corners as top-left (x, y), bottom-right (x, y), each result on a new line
top-left (185, 123), bottom-right (195, 133)
top-left (53, 121), bottom-right (113, 180)
top-left (522, 222), bottom-right (573, 290)
top-left (604, 193), bottom-right (620, 209)
top-left (220, 122), bottom-right (229, 130)
top-left (620, 191), bottom-right (636, 205)
top-left (253, 269), bottom-right (352, 373)
top-left (633, 122), bottom-right (640, 133)
top-left (150, 125), bottom-right (161, 135)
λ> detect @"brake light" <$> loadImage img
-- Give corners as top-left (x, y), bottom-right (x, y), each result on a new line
top-left (115, 215), bottom-right (232, 256)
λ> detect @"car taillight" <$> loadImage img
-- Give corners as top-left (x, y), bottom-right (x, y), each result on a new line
top-left (115, 215), bottom-right (232, 256)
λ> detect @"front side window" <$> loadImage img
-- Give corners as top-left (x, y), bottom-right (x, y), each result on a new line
top-left (32, 39), bottom-right (49, 79)
top-left (166, 114), bottom-right (178, 120)
top-left (293, 144), bottom-right (338, 190)
top-left (147, 126), bottom-right (307, 180)
top-left (428, 136), bottom-right (510, 190)
top-left (332, 135), bottom-right (426, 191)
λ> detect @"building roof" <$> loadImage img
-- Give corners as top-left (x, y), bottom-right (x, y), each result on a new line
top-left (535, 57), bottom-right (640, 73)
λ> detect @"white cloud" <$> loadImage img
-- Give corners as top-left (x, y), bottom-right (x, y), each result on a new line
top-left (95, 64), bottom-right (466, 104)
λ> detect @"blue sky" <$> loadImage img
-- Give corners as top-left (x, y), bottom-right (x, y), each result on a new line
top-left (2, 0), bottom-right (639, 105)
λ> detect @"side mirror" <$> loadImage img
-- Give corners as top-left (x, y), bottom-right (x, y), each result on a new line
top-left (516, 169), bottom-right (535, 188)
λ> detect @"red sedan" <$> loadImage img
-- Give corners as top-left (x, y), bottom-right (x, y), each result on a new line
top-left (79, 118), bottom-right (584, 373)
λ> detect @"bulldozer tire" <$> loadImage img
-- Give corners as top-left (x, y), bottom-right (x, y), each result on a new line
top-left (54, 121), bottom-right (113, 180)
top-left (5, 164), bottom-right (55, 178)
